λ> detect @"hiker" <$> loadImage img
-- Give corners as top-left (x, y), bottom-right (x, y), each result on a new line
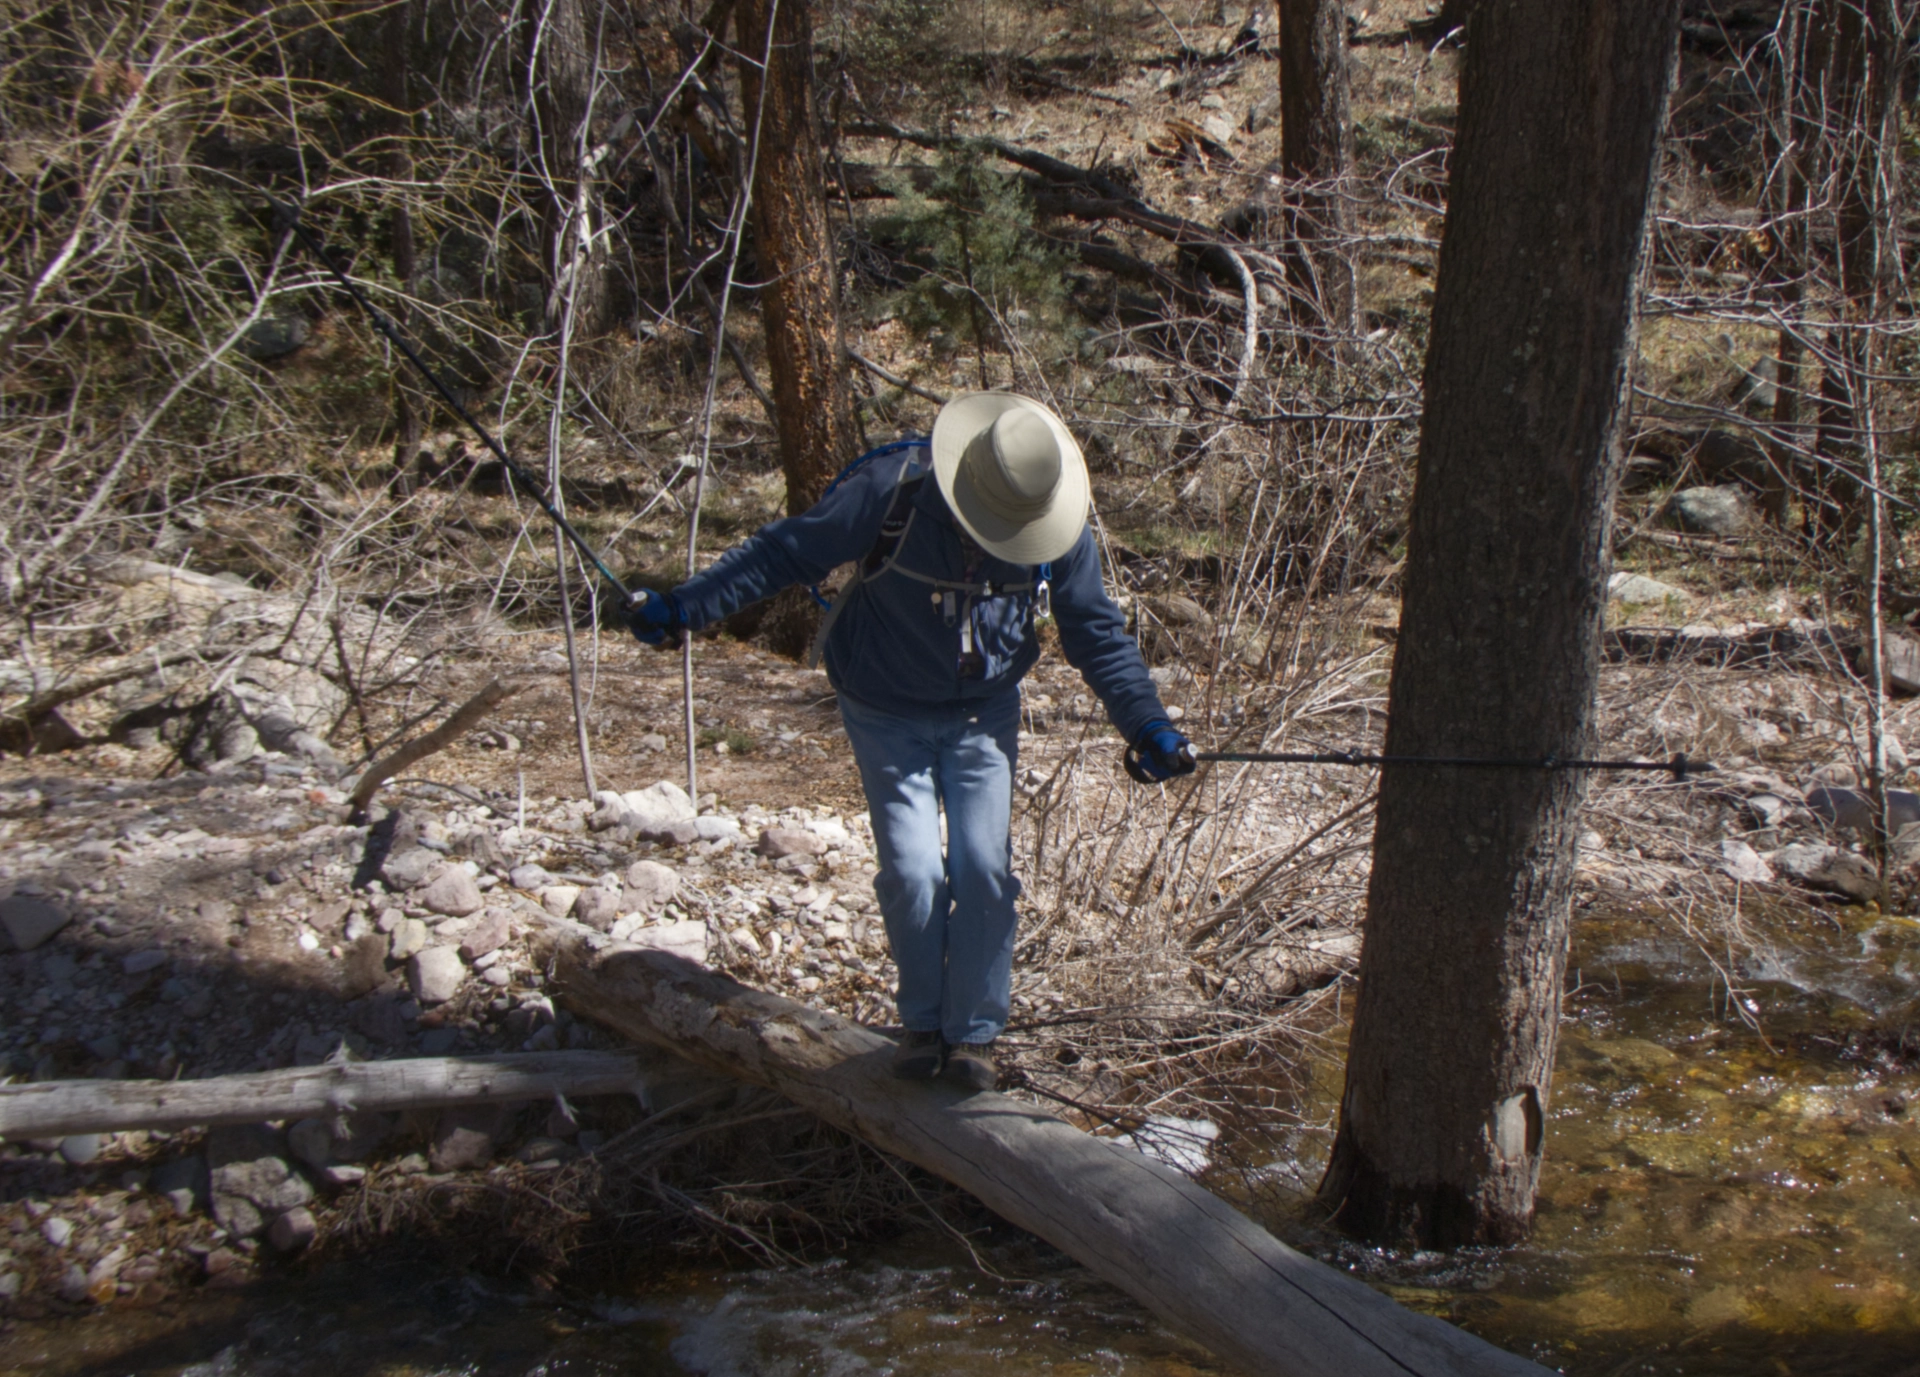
top-left (626, 392), bottom-right (1192, 1092)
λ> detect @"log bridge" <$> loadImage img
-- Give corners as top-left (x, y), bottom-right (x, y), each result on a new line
top-left (556, 940), bottom-right (1551, 1377)
top-left (0, 939), bottom-right (1551, 1377)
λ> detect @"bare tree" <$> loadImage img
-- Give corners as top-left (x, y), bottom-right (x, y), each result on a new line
top-left (381, 0), bottom-right (422, 487)
top-left (1276, 0), bottom-right (1357, 338)
top-left (1317, 0), bottom-right (1683, 1247)
top-left (520, 0), bottom-right (616, 339)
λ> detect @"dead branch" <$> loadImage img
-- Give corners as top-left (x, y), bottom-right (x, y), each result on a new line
top-left (350, 676), bottom-right (528, 815)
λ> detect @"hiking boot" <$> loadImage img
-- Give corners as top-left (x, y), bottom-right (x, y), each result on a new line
top-left (943, 1040), bottom-right (998, 1093)
top-left (892, 1030), bottom-right (946, 1080)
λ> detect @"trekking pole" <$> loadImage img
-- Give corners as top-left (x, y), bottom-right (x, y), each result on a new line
top-left (1130, 745), bottom-right (1715, 783)
top-left (266, 198), bottom-right (633, 604)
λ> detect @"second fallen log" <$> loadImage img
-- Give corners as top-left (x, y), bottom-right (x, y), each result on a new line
top-left (0, 1051), bottom-right (650, 1140)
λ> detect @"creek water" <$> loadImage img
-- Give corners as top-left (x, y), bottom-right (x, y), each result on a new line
top-left (6, 900), bottom-right (1918, 1377)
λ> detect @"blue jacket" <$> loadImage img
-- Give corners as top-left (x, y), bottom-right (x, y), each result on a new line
top-left (672, 441), bottom-right (1168, 741)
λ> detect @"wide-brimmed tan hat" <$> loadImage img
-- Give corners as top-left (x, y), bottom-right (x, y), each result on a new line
top-left (930, 392), bottom-right (1090, 565)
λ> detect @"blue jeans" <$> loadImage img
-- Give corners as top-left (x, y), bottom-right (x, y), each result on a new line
top-left (837, 690), bottom-right (1021, 1046)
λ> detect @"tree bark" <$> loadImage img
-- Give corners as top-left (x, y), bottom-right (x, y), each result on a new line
top-left (1317, 0), bottom-right (1681, 1249)
top-left (557, 941), bottom-right (1552, 1377)
top-left (521, 0), bottom-right (614, 339)
top-left (1276, 0), bottom-right (1357, 336)
top-left (735, 0), bottom-right (856, 518)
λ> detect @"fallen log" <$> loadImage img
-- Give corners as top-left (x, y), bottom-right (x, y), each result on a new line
top-left (557, 941), bottom-right (1551, 1377)
top-left (0, 1051), bottom-right (649, 1140)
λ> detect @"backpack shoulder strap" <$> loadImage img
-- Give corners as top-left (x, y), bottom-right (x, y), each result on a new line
top-left (804, 446), bottom-right (926, 669)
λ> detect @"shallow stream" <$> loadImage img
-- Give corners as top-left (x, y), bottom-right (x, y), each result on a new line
top-left (6, 900), bottom-right (1919, 1377)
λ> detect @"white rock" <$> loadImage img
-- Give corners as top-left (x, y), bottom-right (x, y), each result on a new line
top-left (381, 846), bottom-right (441, 891)
top-left (622, 918), bottom-right (708, 965)
top-left (540, 885), bottom-right (581, 918)
top-left (389, 918), bottom-right (429, 961)
top-left (620, 780), bottom-right (697, 831)
top-left (1608, 572), bottom-right (1688, 605)
top-left (572, 887), bottom-right (621, 930)
top-left (419, 867), bottom-right (483, 917)
top-left (624, 861), bottom-right (678, 910)
top-left (509, 864), bottom-right (553, 890)
top-left (729, 925), bottom-right (763, 955)
top-left (693, 815), bottom-right (741, 842)
top-left (268, 1206), bottom-right (317, 1252)
top-left (805, 816), bottom-right (852, 846)
top-left (1718, 839), bottom-right (1775, 885)
top-left (408, 946), bottom-right (466, 1004)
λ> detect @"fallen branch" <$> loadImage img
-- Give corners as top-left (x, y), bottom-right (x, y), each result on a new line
top-left (847, 347), bottom-right (948, 405)
top-left (0, 1051), bottom-right (651, 1139)
top-left (350, 676), bottom-right (526, 816)
top-left (556, 941), bottom-right (1550, 1377)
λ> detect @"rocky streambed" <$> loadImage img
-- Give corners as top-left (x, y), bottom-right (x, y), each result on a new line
top-left (0, 750), bottom-right (921, 1316)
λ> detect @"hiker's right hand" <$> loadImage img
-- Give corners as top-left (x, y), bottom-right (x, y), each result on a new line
top-left (626, 589), bottom-right (685, 648)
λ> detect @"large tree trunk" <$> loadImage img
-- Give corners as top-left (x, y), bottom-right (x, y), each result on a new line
top-left (735, 0), bottom-right (856, 518)
top-left (521, 0), bottom-right (614, 339)
top-left (1276, 0), bottom-right (1357, 337)
top-left (1317, 0), bottom-right (1681, 1249)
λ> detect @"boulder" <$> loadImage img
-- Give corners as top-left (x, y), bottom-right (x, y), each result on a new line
top-left (619, 780), bottom-right (697, 832)
top-left (508, 863), bottom-right (553, 890)
top-left (207, 1125), bottom-right (311, 1240)
top-left (419, 866), bottom-right (483, 917)
top-left (638, 817), bottom-right (701, 846)
top-left (1608, 572), bottom-right (1687, 606)
top-left (381, 846), bottom-right (442, 891)
top-left (267, 1206), bottom-right (317, 1252)
top-left (624, 860), bottom-right (679, 910)
top-left (1769, 842), bottom-right (1880, 903)
top-left (408, 946), bottom-right (466, 1004)
top-left (457, 908), bottom-right (512, 961)
top-left (0, 896), bottom-right (69, 951)
top-left (237, 315), bottom-right (310, 361)
top-left (573, 887), bottom-right (623, 931)
top-left (1806, 786), bottom-right (1920, 836)
top-left (389, 918), bottom-right (429, 962)
top-left (1718, 839), bottom-right (1774, 885)
top-left (757, 827), bottom-right (827, 859)
top-left (1667, 485), bottom-right (1755, 536)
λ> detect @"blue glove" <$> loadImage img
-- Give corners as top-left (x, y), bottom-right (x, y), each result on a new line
top-left (625, 589), bottom-right (685, 647)
top-left (1125, 721), bottom-right (1195, 784)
